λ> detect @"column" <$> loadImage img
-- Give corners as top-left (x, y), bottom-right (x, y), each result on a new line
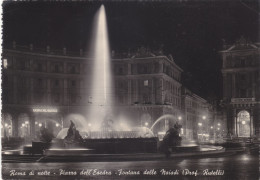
top-left (127, 63), bottom-right (131, 75)
top-left (159, 61), bottom-right (163, 73)
top-left (161, 78), bottom-right (164, 104)
top-left (12, 113), bottom-right (19, 137)
top-left (13, 76), bottom-right (18, 104)
top-left (250, 110), bottom-right (254, 137)
top-left (252, 72), bottom-right (255, 97)
top-left (30, 78), bottom-right (34, 104)
top-left (233, 109), bottom-right (238, 136)
top-left (47, 79), bottom-right (51, 104)
top-left (135, 80), bottom-right (139, 103)
top-left (232, 74), bottom-right (236, 98)
top-left (63, 79), bottom-right (68, 105)
top-left (30, 113), bottom-right (36, 138)
top-left (128, 79), bottom-right (131, 105)
top-left (151, 78), bottom-right (155, 104)
top-left (46, 60), bottom-right (51, 73)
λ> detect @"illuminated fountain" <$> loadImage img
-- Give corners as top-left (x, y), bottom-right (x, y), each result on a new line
top-left (39, 5), bottom-right (157, 154)
top-left (2, 5), bottom-right (223, 158)
top-left (87, 5), bottom-right (114, 131)
top-left (151, 114), bottom-right (199, 153)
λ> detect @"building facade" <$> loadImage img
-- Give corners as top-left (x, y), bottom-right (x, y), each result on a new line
top-left (220, 37), bottom-right (260, 138)
top-left (2, 43), bottom-right (214, 140)
top-left (181, 88), bottom-right (215, 141)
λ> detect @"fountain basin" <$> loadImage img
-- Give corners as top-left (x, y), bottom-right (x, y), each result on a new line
top-left (171, 145), bottom-right (200, 152)
top-left (44, 148), bottom-right (95, 156)
top-left (48, 137), bottom-right (158, 154)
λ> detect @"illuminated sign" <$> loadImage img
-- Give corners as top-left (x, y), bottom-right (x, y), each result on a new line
top-left (33, 108), bottom-right (58, 113)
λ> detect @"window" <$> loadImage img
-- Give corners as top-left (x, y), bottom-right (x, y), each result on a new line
top-left (71, 80), bottom-right (76, 87)
top-left (119, 82), bottom-right (123, 89)
top-left (54, 94), bottom-right (60, 103)
top-left (241, 74), bottom-right (246, 80)
top-left (71, 66), bottom-right (76, 74)
top-left (38, 78), bottom-right (43, 87)
top-left (37, 63), bottom-right (42, 72)
top-left (71, 95), bottom-right (76, 103)
top-left (54, 64), bottom-right (59, 73)
top-left (3, 59), bottom-right (8, 69)
top-left (241, 59), bottom-right (245, 67)
top-left (144, 80), bottom-right (148, 86)
top-left (55, 80), bottom-right (59, 87)
top-left (118, 67), bottom-right (123, 75)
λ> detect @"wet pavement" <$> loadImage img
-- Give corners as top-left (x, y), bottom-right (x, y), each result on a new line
top-left (2, 151), bottom-right (259, 180)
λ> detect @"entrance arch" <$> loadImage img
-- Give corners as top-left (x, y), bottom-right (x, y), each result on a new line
top-left (237, 110), bottom-right (250, 137)
top-left (18, 113), bottom-right (30, 138)
top-left (2, 113), bottom-right (13, 138)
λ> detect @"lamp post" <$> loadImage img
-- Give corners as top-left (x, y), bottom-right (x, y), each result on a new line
top-left (4, 123), bottom-right (8, 138)
top-left (25, 121), bottom-right (29, 137)
top-left (198, 122), bottom-right (202, 141)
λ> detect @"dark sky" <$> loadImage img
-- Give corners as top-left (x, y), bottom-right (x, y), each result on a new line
top-left (2, 1), bottom-right (259, 101)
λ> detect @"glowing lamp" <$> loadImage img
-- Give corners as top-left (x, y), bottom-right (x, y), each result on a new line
top-left (242, 121), bottom-right (245, 125)
top-left (5, 123), bottom-right (8, 127)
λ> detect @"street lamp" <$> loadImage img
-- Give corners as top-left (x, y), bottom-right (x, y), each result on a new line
top-left (210, 126), bottom-right (213, 129)
top-left (202, 116), bottom-right (206, 120)
top-left (39, 123), bottom-right (42, 127)
top-left (217, 123), bottom-right (221, 126)
top-left (25, 121), bottom-right (29, 137)
top-left (198, 123), bottom-right (202, 126)
top-left (178, 116), bottom-right (182, 120)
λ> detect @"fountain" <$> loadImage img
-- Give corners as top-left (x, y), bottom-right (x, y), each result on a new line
top-left (87, 4), bottom-right (114, 131)
top-left (29, 5), bottom-right (157, 155)
top-left (151, 114), bottom-right (200, 155)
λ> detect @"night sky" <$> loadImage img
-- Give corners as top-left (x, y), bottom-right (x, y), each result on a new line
top-left (2, 1), bottom-right (259, 101)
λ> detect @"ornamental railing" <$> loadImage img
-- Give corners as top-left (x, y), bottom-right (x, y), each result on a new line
top-left (231, 98), bottom-right (255, 103)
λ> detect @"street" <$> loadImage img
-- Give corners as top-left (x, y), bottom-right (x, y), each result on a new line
top-left (2, 151), bottom-right (259, 180)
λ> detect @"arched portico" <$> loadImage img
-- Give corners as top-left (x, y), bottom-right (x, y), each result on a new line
top-left (2, 113), bottom-right (13, 138)
top-left (236, 110), bottom-right (251, 137)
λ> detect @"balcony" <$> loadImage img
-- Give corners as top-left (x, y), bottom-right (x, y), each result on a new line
top-left (231, 98), bottom-right (256, 104)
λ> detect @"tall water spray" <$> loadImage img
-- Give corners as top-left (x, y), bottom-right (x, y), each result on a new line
top-left (87, 5), bottom-right (114, 130)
